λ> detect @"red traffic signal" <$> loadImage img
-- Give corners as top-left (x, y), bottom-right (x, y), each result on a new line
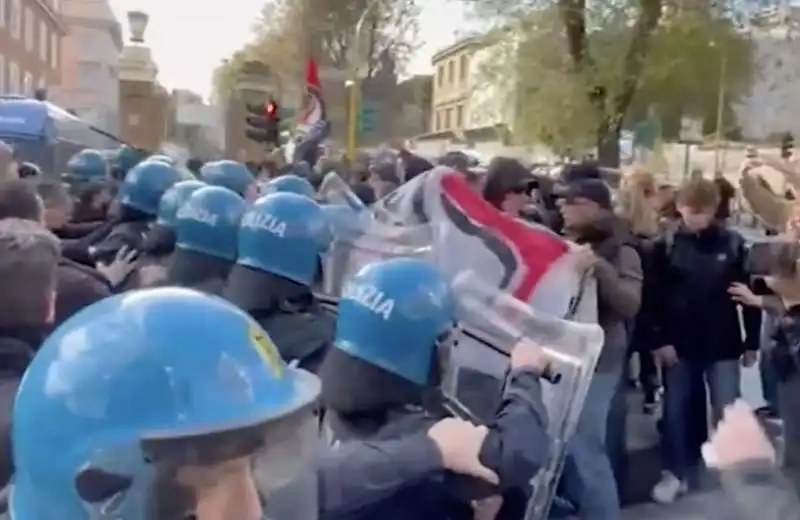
top-left (266, 101), bottom-right (278, 117)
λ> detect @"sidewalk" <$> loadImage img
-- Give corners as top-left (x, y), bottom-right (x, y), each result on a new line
top-left (623, 489), bottom-right (732, 520)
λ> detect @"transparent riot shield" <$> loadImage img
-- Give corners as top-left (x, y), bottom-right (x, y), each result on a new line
top-left (446, 271), bottom-right (604, 520)
top-left (317, 171), bottom-right (368, 213)
top-left (319, 218), bottom-right (435, 299)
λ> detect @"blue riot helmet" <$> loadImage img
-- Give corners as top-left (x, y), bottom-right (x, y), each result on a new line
top-left (325, 258), bottom-right (457, 387)
top-left (109, 144), bottom-right (146, 181)
top-left (155, 179), bottom-right (206, 228)
top-left (237, 192), bottom-right (332, 286)
top-left (199, 159), bottom-right (257, 200)
top-left (261, 174), bottom-right (315, 199)
top-left (118, 160), bottom-right (185, 216)
top-left (63, 149), bottom-right (107, 184)
top-left (11, 288), bottom-right (321, 520)
top-left (175, 185), bottom-right (247, 261)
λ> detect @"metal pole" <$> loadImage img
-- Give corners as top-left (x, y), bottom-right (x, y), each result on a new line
top-left (346, 0), bottom-right (381, 159)
top-left (713, 53), bottom-right (727, 175)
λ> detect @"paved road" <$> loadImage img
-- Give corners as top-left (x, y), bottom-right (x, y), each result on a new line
top-left (620, 364), bottom-right (775, 520)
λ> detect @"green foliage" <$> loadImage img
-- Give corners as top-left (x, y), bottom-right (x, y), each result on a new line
top-left (212, 0), bottom-right (421, 98)
top-left (465, 0), bottom-right (759, 162)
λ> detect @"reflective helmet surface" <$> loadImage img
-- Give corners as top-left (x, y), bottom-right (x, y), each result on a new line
top-left (334, 258), bottom-right (456, 385)
top-left (11, 287), bottom-right (320, 520)
top-left (146, 154), bottom-right (175, 166)
top-left (237, 192), bottom-right (332, 286)
top-left (118, 160), bottom-right (185, 216)
top-left (110, 145), bottom-right (146, 176)
top-left (175, 185), bottom-right (247, 260)
top-left (198, 160), bottom-right (254, 197)
top-left (261, 174), bottom-right (315, 199)
top-left (155, 179), bottom-right (206, 228)
top-left (64, 149), bottom-right (107, 183)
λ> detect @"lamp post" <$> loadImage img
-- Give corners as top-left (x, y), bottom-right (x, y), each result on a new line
top-left (346, 0), bottom-right (381, 159)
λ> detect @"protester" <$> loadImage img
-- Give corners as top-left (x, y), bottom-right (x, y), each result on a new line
top-left (649, 178), bottom-right (760, 503)
top-left (368, 162), bottom-right (401, 200)
top-left (616, 168), bottom-right (661, 412)
top-left (482, 157), bottom-right (535, 218)
top-left (0, 218), bottom-right (60, 486)
top-left (558, 176), bottom-right (642, 520)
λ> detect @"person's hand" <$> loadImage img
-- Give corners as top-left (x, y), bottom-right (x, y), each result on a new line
top-left (741, 350), bottom-right (758, 368)
top-left (572, 245), bottom-right (597, 273)
top-left (727, 282), bottom-right (763, 307)
top-left (427, 418), bottom-right (498, 484)
top-left (510, 338), bottom-right (553, 376)
top-left (472, 495), bottom-right (503, 520)
top-left (653, 345), bottom-right (679, 368)
top-left (739, 157), bottom-right (762, 175)
top-left (703, 400), bottom-right (775, 467)
top-left (95, 246), bottom-right (139, 287)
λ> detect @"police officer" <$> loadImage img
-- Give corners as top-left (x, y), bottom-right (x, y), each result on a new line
top-left (8, 288), bottom-right (513, 520)
top-left (199, 159), bottom-right (259, 202)
top-left (89, 160), bottom-right (185, 267)
top-left (108, 144), bottom-right (146, 181)
top-left (164, 185), bottom-right (246, 293)
top-left (319, 257), bottom-right (553, 520)
top-left (224, 192), bottom-right (334, 372)
top-left (261, 174), bottom-right (316, 198)
top-left (134, 179), bottom-right (206, 288)
top-left (62, 149), bottom-right (112, 224)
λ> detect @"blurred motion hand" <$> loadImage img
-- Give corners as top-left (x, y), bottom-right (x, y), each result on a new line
top-left (96, 246), bottom-right (139, 287)
top-left (510, 338), bottom-right (553, 376)
top-left (653, 345), bottom-right (679, 368)
top-left (572, 245), bottom-right (597, 273)
top-left (703, 400), bottom-right (775, 467)
top-left (427, 418), bottom-right (498, 484)
top-left (727, 282), bottom-right (763, 307)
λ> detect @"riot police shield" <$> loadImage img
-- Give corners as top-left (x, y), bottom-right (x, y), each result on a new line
top-left (317, 171), bottom-right (368, 213)
top-left (318, 217), bottom-right (435, 299)
top-left (445, 270), bottom-right (603, 520)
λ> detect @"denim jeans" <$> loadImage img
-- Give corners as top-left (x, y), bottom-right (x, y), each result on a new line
top-left (561, 369), bottom-right (622, 520)
top-left (760, 353), bottom-right (781, 413)
top-left (660, 359), bottom-right (740, 480)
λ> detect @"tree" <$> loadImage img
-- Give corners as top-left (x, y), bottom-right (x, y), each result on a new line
top-left (212, 0), bottom-right (421, 101)
top-left (466, 0), bottom-right (764, 165)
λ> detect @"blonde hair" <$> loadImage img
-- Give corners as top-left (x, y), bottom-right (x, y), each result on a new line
top-left (618, 168), bottom-right (660, 236)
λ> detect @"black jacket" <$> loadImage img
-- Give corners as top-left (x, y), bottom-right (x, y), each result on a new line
top-left (0, 328), bottom-right (42, 488)
top-left (649, 223), bottom-right (761, 360)
top-left (54, 257), bottom-right (112, 328)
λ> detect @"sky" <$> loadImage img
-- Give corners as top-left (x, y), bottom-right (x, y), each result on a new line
top-left (108, 0), bottom-right (468, 100)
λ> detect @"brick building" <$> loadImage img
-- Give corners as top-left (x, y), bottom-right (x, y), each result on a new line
top-left (0, 0), bottom-right (65, 95)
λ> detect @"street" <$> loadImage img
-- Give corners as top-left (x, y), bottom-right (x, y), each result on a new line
top-left (621, 363), bottom-right (776, 519)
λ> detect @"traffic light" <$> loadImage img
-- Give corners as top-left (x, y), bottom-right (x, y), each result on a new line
top-left (245, 100), bottom-right (280, 146)
top-left (782, 132), bottom-right (794, 159)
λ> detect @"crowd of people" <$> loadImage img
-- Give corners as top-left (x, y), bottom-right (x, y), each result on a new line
top-left (0, 141), bottom-right (793, 520)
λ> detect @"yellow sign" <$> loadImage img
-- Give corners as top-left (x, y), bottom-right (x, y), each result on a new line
top-left (249, 324), bottom-right (284, 378)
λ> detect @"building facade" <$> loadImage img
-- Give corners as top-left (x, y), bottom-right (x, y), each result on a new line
top-left (429, 36), bottom-right (482, 134)
top-left (168, 89), bottom-right (223, 158)
top-left (0, 0), bottom-right (64, 96)
top-left (56, 0), bottom-right (121, 134)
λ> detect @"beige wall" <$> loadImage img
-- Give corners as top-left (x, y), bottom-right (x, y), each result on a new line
top-left (430, 48), bottom-right (472, 134)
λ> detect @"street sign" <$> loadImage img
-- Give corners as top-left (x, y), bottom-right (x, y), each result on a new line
top-left (358, 102), bottom-right (379, 135)
top-left (679, 116), bottom-right (704, 144)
